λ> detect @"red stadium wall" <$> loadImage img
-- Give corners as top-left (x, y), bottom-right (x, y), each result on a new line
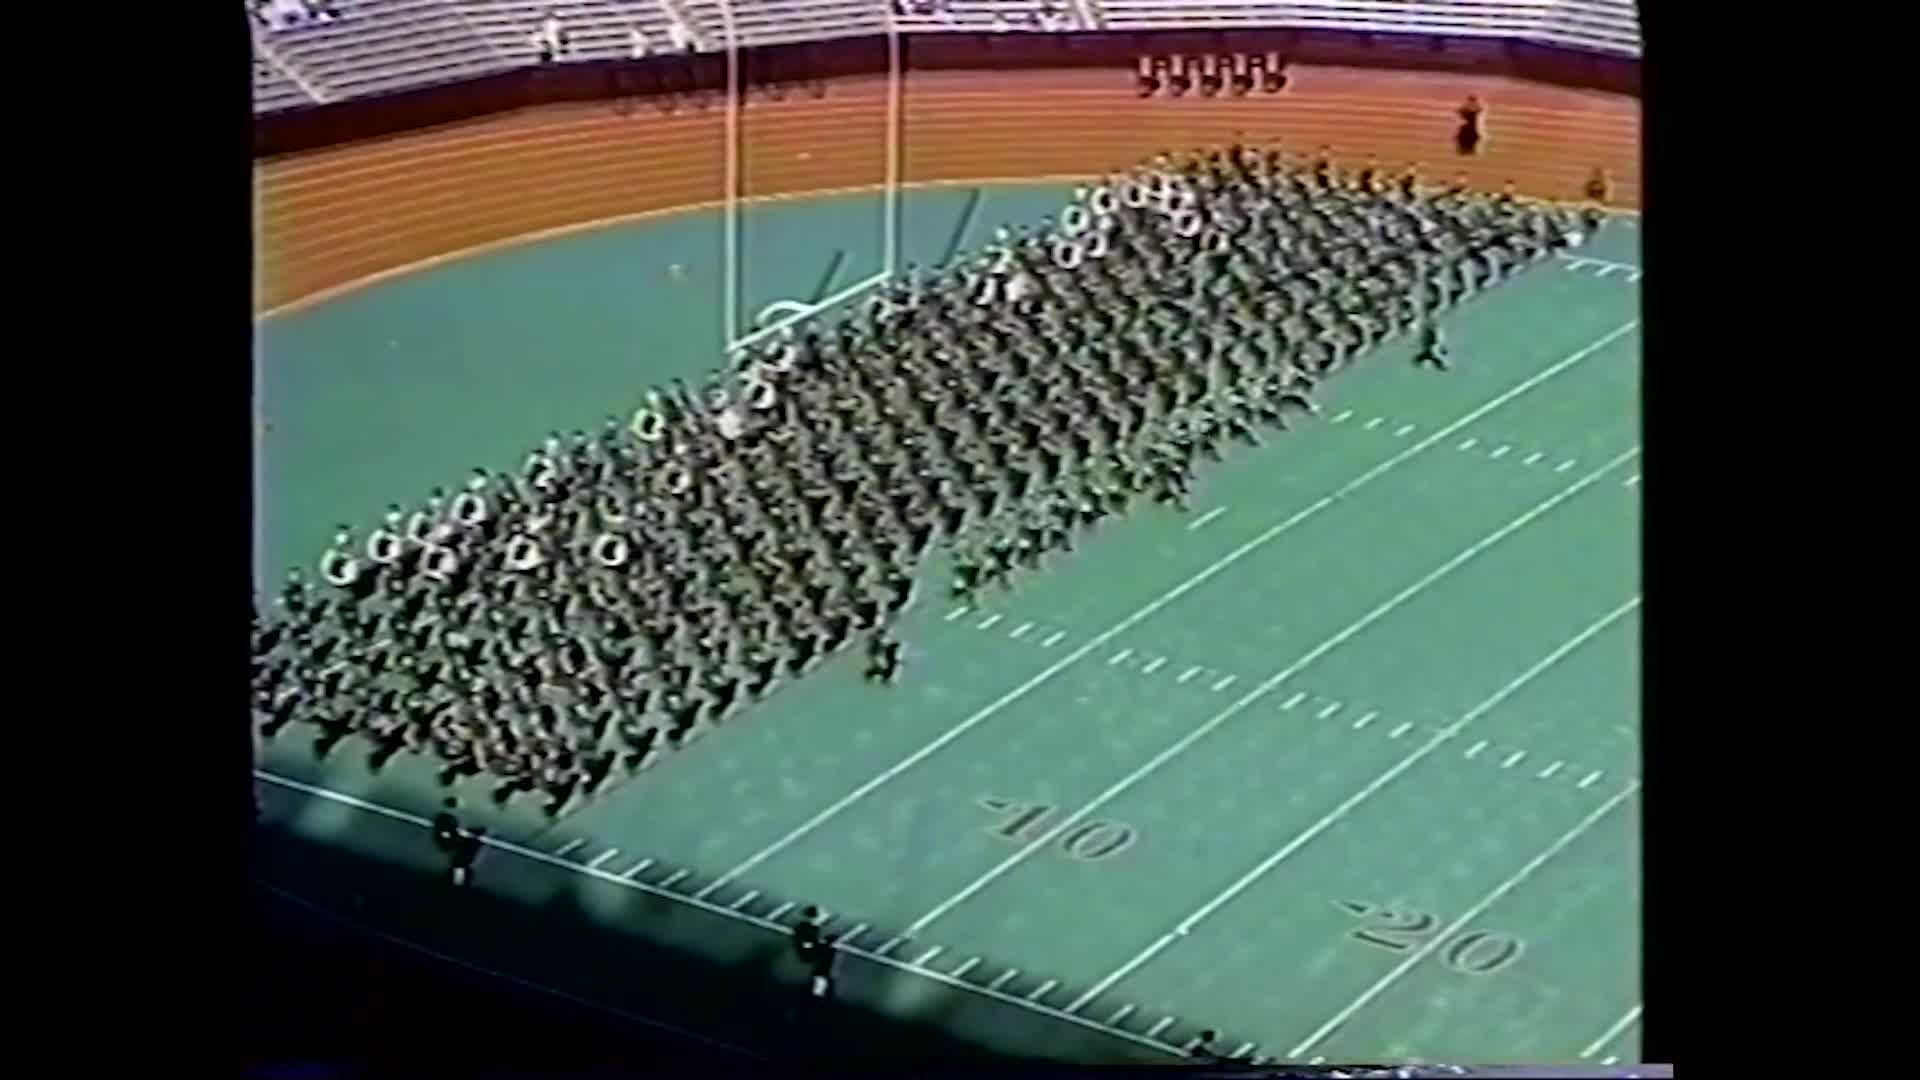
top-left (254, 32), bottom-right (1640, 314)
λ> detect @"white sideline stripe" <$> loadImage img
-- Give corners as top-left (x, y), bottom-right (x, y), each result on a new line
top-left (988, 968), bottom-right (1020, 990)
top-left (623, 858), bottom-right (654, 880)
top-left (1065, 594), bottom-right (1642, 1015)
top-left (945, 606), bottom-right (970, 621)
top-left (1490, 445), bottom-right (1511, 459)
top-left (1211, 674), bottom-right (1238, 692)
top-left (1524, 451), bottom-right (1545, 465)
top-left (767, 901), bottom-right (795, 921)
top-left (1177, 666), bottom-right (1203, 683)
top-left (1282, 691), bottom-right (1308, 710)
top-left (1388, 721), bottom-right (1413, 739)
top-left (1233, 1042), bottom-right (1256, 1058)
top-left (1317, 701), bottom-right (1341, 719)
top-left (1289, 782), bottom-right (1642, 1055)
top-left (1109, 648), bottom-right (1135, 666)
top-left (951, 957), bottom-right (982, 978)
top-left (251, 774), bottom-right (1181, 1060)
top-left (1465, 740), bottom-right (1488, 759)
top-left (587, 849), bottom-right (619, 869)
top-left (1142, 656), bottom-right (1168, 675)
top-left (915, 946), bottom-right (944, 966)
top-left (1148, 1016), bottom-right (1176, 1038)
top-left (1580, 1004), bottom-right (1644, 1059)
top-left (554, 839), bottom-right (585, 857)
top-left (691, 322), bottom-right (1639, 902)
top-left (1502, 750), bottom-right (1528, 769)
top-left (1458, 437), bottom-right (1478, 451)
top-left (1556, 459), bottom-right (1577, 473)
top-left (1365, 416), bottom-right (1385, 429)
top-left (1010, 622), bottom-right (1033, 639)
top-left (1538, 760), bottom-right (1565, 779)
top-left (837, 922), bottom-right (870, 945)
top-left (1579, 770), bottom-right (1604, 789)
top-left (1041, 631), bottom-right (1066, 647)
top-left (1352, 713), bottom-right (1377, 731)
top-left (659, 869), bottom-right (690, 888)
top-left (1108, 1004), bottom-right (1137, 1025)
top-left (1393, 424), bottom-right (1415, 437)
top-left (1332, 409), bottom-right (1353, 423)
top-left (978, 614), bottom-right (1003, 630)
top-left (729, 889), bottom-right (761, 911)
top-left (1027, 979), bottom-right (1058, 1001)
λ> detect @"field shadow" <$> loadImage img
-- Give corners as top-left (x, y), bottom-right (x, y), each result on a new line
top-left (250, 812), bottom-right (1162, 1068)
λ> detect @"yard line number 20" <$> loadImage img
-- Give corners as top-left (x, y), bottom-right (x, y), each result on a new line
top-left (977, 797), bottom-right (1137, 861)
top-left (1336, 900), bottom-right (1526, 975)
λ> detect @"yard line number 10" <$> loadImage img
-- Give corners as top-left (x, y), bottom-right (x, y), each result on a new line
top-left (978, 797), bottom-right (1137, 861)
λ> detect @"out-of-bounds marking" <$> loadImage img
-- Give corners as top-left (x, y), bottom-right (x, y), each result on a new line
top-left (915, 946), bottom-right (945, 966)
top-left (587, 849), bottom-right (619, 869)
top-left (951, 956), bottom-right (981, 979)
top-left (623, 857), bottom-right (654, 880)
top-left (730, 889), bottom-right (761, 911)
top-left (1027, 978), bottom-right (1059, 1001)
top-left (1148, 1017), bottom-right (1176, 1038)
top-left (837, 922), bottom-right (869, 945)
top-left (1188, 506), bottom-right (1228, 531)
top-left (555, 838), bottom-right (586, 857)
top-left (767, 901), bottom-right (795, 921)
top-left (989, 968), bottom-right (1020, 990)
top-left (659, 868), bottom-right (690, 888)
top-left (693, 323), bottom-right (1640, 903)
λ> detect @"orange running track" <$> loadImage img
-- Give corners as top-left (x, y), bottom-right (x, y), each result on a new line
top-left (256, 66), bottom-right (1639, 314)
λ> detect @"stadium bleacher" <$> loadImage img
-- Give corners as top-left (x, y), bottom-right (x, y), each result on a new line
top-left (249, 0), bottom-right (1641, 112)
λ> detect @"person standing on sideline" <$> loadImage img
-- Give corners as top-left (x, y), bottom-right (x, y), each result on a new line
top-left (449, 825), bottom-right (484, 887)
top-left (791, 905), bottom-right (825, 968)
top-left (432, 797), bottom-right (461, 854)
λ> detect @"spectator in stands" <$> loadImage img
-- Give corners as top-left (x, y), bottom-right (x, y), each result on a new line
top-left (532, 9), bottom-right (567, 63)
top-left (301, 0), bottom-right (339, 23)
top-left (666, 17), bottom-right (698, 53)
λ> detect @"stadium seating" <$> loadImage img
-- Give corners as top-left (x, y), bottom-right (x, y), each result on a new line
top-left (251, 0), bottom-right (1640, 111)
top-left (455, 0), bottom-right (683, 63)
top-left (254, 35), bottom-right (323, 109)
top-left (257, 0), bottom-right (513, 101)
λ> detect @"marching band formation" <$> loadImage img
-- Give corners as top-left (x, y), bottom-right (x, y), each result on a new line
top-left (251, 142), bottom-right (1598, 818)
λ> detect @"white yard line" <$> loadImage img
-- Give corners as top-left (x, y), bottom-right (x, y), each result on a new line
top-left (1188, 506), bottom-right (1228, 531)
top-left (912, 456), bottom-right (1640, 946)
top-left (689, 322), bottom-right (1638, 902)
top-left (1288, 782), bottom-right (1642, 1056)
top-left (1065, 595), bottom-right (1642, 1014)
top-left (1580, 1004), bottom-right (1644, 1059)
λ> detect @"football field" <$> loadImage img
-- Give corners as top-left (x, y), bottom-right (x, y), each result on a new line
top-left (254, 185), bottom-right (1643, 1064)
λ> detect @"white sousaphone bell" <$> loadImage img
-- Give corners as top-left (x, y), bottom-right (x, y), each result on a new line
top-left (630, 396), bottom-right (665, 443)
top-left (364, 527), bottom-right (403, 566)
top-left (452, 488), bottom-right (489, 528)
top-left (506, 534), bottom-right (546, 572)
top-left (321, 546), bottom-right (361, 588)
top-left (592, 531), bottom-right (631, 569)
